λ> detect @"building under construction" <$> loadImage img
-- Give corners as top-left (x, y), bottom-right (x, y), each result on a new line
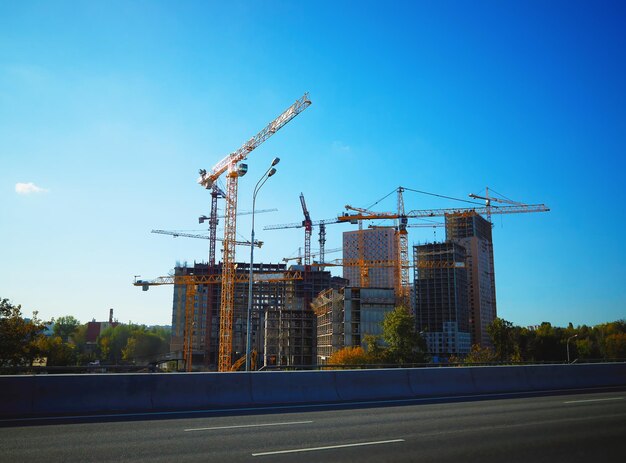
top-left (170, 262), bottom-right (286, 369)
top-left (313, 287), bottom-right (396, 364)
top-left (413, 241), bottom-right (472, 357)
top-left (263, 268), bottom-right (345, 367)
top-left (342, 227), bottom-right (398, 288)
top-left (445, 212), bottom-right (497, 347)
top-left (170, 262), bottom-right (343, 369)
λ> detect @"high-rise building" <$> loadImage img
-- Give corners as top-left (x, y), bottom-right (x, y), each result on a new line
top-left (413, 242), bottom-right (471, 357)
top-left (342, 227), bottom-right (397, 288)
top-left (445, 212), bottom-right (497, 347)
top-left (313, 287), bottom-right (396, 364)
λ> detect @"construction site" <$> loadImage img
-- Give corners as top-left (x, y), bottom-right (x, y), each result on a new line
top-left (134, 93), bottom-right (550, 372)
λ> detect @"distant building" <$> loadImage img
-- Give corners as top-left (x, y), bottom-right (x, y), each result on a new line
top-left (85, 309), bottom-right (119, 344)
top-left (342, 227), bottom-right (398, 288)
top-left (313, 287), bottom-right (396, 364)
top-left (445, 212), bottom-right (497, 347)
top-left (413, 242), bottom-right (471, 357)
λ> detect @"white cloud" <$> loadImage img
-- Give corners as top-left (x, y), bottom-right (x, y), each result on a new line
top-left (15, 182), bottom-right (49, 195)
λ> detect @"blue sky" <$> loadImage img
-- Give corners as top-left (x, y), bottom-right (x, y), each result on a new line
top-left (1, 0), bottom-right (624, 327)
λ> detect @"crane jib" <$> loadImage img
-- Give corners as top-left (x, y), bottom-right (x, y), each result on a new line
top-left (198, 93), bottom-right (311, 186)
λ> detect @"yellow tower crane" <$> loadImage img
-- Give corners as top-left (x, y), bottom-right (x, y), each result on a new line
top-left (338, 188), bottom-right (549, 307)
top-left (196, 93), bottom-right (311, 372)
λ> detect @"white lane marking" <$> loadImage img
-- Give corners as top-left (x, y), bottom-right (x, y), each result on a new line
top-left (185, 420), bottom-right (312, 432)
top-left (564, 397), bottom-right (624, 404)
top-left (252, 439), bottom-right (405, 456)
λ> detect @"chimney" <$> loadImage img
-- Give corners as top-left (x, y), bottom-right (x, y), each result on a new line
top-left (109, 308), bottom-right (113, 323)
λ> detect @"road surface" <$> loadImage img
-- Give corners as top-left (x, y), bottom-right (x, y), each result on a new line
top-left (1, 388), bottom-right (625, 462)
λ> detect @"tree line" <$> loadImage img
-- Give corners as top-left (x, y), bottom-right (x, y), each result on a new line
top-left (2, 296), bottom-right (624, 370)
top-left (0, 297), bottom-right (170, 371)
top-left (328, 309), bottom-right (626, 367)
top-left (468, 317), bottom-right (626, 363)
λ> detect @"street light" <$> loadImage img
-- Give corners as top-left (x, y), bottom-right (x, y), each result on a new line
top-left (567, 334), bottom-right (578, 363)
top-left (246, 157), bottom-right (280, 371)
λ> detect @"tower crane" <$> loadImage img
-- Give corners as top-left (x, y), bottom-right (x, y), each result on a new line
top-left (151, 229), bottom-right (263, 248)
top-left (188, 205), bottom-right (276, 265)
top-left (204, 185), bottom-right (226, 266)
top-left (299, 193), bottom-right (313, 268)
top-left (468, 186), bottom-right (526, 224)
top-left (196, 93), bottom-right (311, 372)
top-left (265, 217), bottom-right (347, 269)
top-left (338, 187), bottom-right (411, 306)
top-left (338, 188), bottom-right (550, 306)
top-left (282, 247), bottom-right (342, 265)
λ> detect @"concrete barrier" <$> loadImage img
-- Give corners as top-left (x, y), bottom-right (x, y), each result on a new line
top-left (334, 369), bottom-right (412, 401)
top-left (469, 366), bottom-right (532, 394)
top-left (31, 374), bottom-right (154, 415)
top-left (151, 372), bottom-right (253, 410)
top-left (1, 375), bottom-right (35, 416)
top-left (408, 366), bottom-right (476, 396)
top-left (1, 363), bottom-right (624, 418)
top-left (251, 370), bottom-right (340, 404)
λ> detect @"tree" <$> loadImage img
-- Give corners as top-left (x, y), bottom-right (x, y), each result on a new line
top-left (487, 318), bottom-right (516, 361)
top-left (381, 306), bottom-right (428, 365)
top-left (463, 344), bottom-right (497, 364)
top-left (53, 315), bottom-right (80, 342)
top-left (528, 322), bottom-right (562, 361)
top-left (98, 324), bottom-right (133, 363)
top-left (34, 336), bottom-right (77, 366)
top-left (0, 298), bottom-right (46, 368)
top-left (604, 333), bottom-right (626, 360)
top-left (122, 329), bottom-right (168, 362)
top-left (363, 334), bottom-right (385, 362)
top-left (328, 346), bottom-right (369, 367)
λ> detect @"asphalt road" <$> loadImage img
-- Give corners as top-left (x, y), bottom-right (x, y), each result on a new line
top-left (1, 389), bottom-right (625, 462)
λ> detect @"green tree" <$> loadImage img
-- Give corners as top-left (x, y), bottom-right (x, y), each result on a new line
top-left (363, 334), bottom-right (385, 362)
top-left (99, 336), bottom-right (111, 361)
top-left (528, 322), bottom-right (563, 361)
top-left (0, 298), bottom-right (46, 368)
top-left (98, 324), bottom-right (133, 363)
top-left (122, 329), bottom-right (168, 362)
top-left (487, 318), bottom-right (516, 361)
top-left (381, 306), bottom-right (428, 364)
top-left (604, 333), bottom-right (626, 359)
top-left (35, 336), bottom-right (77, 366)
top-left (53, 315), bottom-right (80, 342)
top-left (463, 344), bottom-right (497, 364)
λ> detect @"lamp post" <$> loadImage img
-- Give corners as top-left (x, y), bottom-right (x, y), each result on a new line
top-left (246, 157), bottom-right (280, 371)
top-left (567, 334), bottom-right (578, 363)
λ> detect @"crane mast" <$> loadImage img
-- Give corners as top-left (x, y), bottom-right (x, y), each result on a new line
top-left (299, 192), bottom-right (313, 267)
top-left (396, 187), bottom-right (410, 307)
top-left (197, 93), bottom-right (311, 372)
top-left (208, 185), bottom-right (226, 266)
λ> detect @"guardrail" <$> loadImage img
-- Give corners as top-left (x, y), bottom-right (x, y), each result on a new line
top-left (1, 363), bottom-right (625, 419)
